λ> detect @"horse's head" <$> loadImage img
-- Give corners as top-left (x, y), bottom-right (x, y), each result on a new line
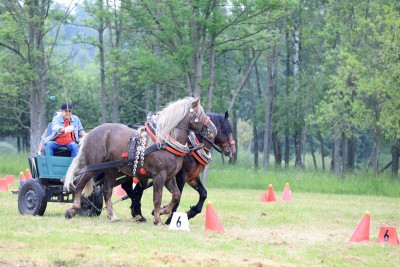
top-left (209, 111), bottom-right (236, 159)
top-left (188, 98), bottom-right (217, 140)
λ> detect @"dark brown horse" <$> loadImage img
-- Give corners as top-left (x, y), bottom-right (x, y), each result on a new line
top-left (121, 111), bottom-right (236, 224)
top-left (64, 97), bottom-right (217, 225)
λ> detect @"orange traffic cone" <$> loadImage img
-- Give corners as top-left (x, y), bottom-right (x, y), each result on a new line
top-left (25, 169), bottom-right (32, 180)
top-left (5, 175), bottom-right (15, 185)
top-left (281, 183), bottom-right (292, 202)
top-left (113, 185), bottom-right (126, 197)
top-left (267, 184), bottom-right (277, 202)
top-left (348, 211), bottom-right (370, 243)
top-left (377, 226), bottom-right (400, 246)
top-left (0, 179), bottom-right (8, 192)
top-left (19, 172), bottom-right (26, 182)
top-left (205, 201), bottom-right (225, 233)
top-left (260, 191), bottom-right (268, 203)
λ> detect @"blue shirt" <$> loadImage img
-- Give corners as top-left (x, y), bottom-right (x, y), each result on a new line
top-left (43, 113), bottom-right (85, 145)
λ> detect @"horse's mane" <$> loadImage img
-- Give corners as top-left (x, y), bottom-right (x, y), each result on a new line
top-left (207, 113), bottom-right (232, 137)
top-left (155, 97), bottom-right (203, 140)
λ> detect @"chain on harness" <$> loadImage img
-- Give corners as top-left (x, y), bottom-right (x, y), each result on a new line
top-left (132, 135), bottom-right (146, 188)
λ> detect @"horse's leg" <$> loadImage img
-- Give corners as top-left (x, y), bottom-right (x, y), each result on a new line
top-left (103, 170), bottom-right (120, 222)
top-left (65, 172), bottom-right (95, 219)
top-left (186, 177), bottom-right (207, 220)
top-left (121, 177), bottom-right (147, 223)
top-left (159, 176), bottom-right (181, 218)
top-left (164, 171), bottom-right (186, 225)
top-left (152, 171), bottom-right (167, 226)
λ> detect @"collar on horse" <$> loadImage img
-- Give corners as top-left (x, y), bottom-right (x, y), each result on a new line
top-left (188, 132), bottom-right (212, 165)
top-left (145, 113), bottom-right (190, 156)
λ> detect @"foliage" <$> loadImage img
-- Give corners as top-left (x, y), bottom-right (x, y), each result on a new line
top-left (0, 0), bottom-right (400, 174)
top-left (0, 142), bottom-right (16, 155)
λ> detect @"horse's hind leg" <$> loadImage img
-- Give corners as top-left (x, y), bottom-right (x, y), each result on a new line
top-left (103, 170), bottom-right (120, 222)
top-left (65, 172), bottom-right (95, 219)
top-left (121, 178), bottom-right (147, 223)
top-left (159, 176), bottom-right (181, 217)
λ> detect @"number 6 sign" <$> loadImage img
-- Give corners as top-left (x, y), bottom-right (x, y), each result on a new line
top-left (168, 212), bottom-right (190, 232)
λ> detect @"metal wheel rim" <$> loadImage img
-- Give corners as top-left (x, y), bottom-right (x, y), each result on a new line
top-left (23, 189), bottom-right (38, 212)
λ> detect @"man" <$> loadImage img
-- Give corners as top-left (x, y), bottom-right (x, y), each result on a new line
top-left (43, 102), bottom-right (86, 157)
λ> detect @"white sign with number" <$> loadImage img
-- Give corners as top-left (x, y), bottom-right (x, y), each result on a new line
top-left (168, 212), bottom-right (190, 232)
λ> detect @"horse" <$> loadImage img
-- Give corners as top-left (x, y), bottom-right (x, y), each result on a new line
top-left (64, 97), bottom-right (217, 225)
top-left (121, 111), bottom-right (236, 224)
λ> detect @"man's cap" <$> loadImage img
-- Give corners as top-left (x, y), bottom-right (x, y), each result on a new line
top-left (61, 102), bottom-right (73, 110)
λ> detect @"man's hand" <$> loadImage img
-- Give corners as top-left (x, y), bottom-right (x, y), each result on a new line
top-left (65, 125), bottom-right (74, 133)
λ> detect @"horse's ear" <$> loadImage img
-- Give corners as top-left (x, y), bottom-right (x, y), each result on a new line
top-left (225, 111), bottom-right (229, 119)
top-left (192, 98), bottom-right (200, 109)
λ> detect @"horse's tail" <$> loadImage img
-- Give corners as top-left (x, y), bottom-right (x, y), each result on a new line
top-left (64, 135), bottom-right (94, 196)
top-left (82, 178), bottom-right (94, 197)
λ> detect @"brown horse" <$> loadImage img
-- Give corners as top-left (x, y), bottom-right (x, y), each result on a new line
top-left (121, 111), bottom-right (236, 224)
top-left (64, 97), bottom-right (217, 225)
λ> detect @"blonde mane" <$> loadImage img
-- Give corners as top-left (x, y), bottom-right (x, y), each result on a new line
top-left (155, 97), bottom-right (203, 141)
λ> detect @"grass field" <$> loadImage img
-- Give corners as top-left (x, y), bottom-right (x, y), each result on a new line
top-left (0, 152), bottom-right (399, 266)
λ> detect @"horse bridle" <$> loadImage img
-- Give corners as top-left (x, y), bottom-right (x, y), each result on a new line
top-left (188, 107), bottom-right (215, 139)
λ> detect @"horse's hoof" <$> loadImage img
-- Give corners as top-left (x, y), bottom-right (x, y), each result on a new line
top-left (132, 214), bottom-right (147, 223)
top-left (108, 216), bottom-right (120, 222)
top-left (65, 210), bottom-right (73, 219)
top-left (165, 217), bottom-right (172, 225)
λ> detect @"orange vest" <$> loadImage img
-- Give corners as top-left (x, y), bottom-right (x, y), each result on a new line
top-left (54, 120), bottom-right (75, 145)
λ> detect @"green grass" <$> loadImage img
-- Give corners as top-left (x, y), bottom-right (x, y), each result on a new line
top-left (0, 151), bottom-right (399, 266)
top-left (0, 185), bottom-right (399, 266)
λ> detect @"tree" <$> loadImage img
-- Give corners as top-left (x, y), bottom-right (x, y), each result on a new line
top-left (0, 1), bottom-right (74, 155)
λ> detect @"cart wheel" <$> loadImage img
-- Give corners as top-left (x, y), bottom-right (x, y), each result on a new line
top-left (79, 186), bottom-right (103, 217)
top-left (18, 179), bottom-right (47, 216)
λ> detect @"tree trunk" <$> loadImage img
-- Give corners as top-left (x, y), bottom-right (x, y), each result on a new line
top-left (273, 131), bottom-right (282, 166)
top-left (318, 131), bottom-right (325, 171)
top-left (28, 1), bottom-right (48, 156)
top-left (293, 18), bottom-right (303, 168)
top-left (309, 135), bottom-right (317, 170)
top-left (108, 0), bottom-right (121, 123)
top-left (230, 109), bottom-right (238, 164)
top-left (285, 129), bottom-right (290, 167)
top-left (341, 131), bottom-right (348, 179)
top-left (294, 129), bottom-right (303, 168)
top-left (99, 0), bottom-right (107, 123)
top-left (334, 129), bottom-right (341, 177)
top-left (245, 49), bottom-right (259, 168)
top-left (373, 132), bottom-right (380, 178)
top-left (348, 135), bottom-right (355, 171)
top-left (284, 20), bottom-right (291, 168)
top-left (249, 80), bottom-right (259, 169)
top-left (263, 51), bottom-right (275, 169)
top-left (206, 34), bottom-right (216, 112)
top-left (391, 141), bottom-right (399, 177)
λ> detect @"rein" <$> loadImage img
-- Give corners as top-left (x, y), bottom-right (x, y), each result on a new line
top-left (175, 125), bottom-right (222, 153)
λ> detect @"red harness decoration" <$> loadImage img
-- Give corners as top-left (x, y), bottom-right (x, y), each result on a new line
top-left (190, 134), bottom-right (210, 166)
top-left (139, 168), bottom-right (147, 175)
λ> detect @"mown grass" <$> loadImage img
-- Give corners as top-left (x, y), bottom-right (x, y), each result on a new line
top-left (0, 151), bottom-right (399, 266)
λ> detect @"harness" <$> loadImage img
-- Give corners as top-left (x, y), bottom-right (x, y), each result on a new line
top-left (188, 132), bottom-right (212, 165)
top-left (74, 114), bottom-right (191, 178)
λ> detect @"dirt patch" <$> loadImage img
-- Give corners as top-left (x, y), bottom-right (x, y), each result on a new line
top-left (0, 243), bottom-right (31, 249)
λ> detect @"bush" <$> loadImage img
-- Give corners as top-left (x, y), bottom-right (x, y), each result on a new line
top-left (0, 142), bottom-right (17, 154)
